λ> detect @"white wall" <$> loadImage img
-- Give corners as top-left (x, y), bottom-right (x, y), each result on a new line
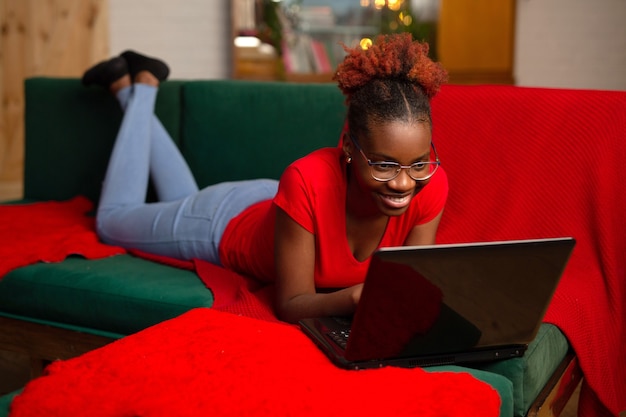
top-left (108, 0), bottom-right (231, 79)
top-left (514, 0), bottom-right (626, 91)
top-left (109, 0), bottom-right (626, 90)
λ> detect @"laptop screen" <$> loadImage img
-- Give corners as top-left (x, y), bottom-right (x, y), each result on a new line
top-left (344, 238), bottom-right (575, 362)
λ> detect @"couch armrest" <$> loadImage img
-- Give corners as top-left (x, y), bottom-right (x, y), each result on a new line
top-left (526, 353), bottom-right (582, 417)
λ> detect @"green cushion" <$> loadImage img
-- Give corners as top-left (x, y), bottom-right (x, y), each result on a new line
top-left (428, 365), bottom-right (514, 416)
top-left (0, 255), bottom-right (213, 335)
top-left (23, 78), bottom-right (184, 203)
top-left (430, 325), bottom-right (569, 416)
top-left (180, 80), bottom-right (346, 187)
top-left (469, 324), bottom-right (570, 417)
top-left (0, 390), bottom-right (19, 417)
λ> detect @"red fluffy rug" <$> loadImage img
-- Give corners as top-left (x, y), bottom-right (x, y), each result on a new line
top-left (9, 308), bottom-right (501, 417)
top-left (0, 196), bottom-right (124, 277)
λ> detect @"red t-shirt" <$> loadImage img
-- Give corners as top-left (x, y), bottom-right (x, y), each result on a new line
top-left (219, 147), bottom-right (448, 288)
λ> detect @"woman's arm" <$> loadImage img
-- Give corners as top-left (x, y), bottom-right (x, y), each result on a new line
top-left (404, 210), bottom-right (444, 246)
top-left (274, 207), bottom-right (362, 324)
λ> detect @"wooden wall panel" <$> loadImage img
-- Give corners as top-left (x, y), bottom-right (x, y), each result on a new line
top-left (437, 0), bottom-right (516, 85)
top-left (0, 0), bottom-right (109, 201)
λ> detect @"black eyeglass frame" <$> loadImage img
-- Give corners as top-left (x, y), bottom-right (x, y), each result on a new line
top-left (349, 133), bottom-right (441, 182)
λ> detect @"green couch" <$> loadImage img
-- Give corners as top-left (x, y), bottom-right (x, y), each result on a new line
top-left (0, 78), bottom-right (585, 417)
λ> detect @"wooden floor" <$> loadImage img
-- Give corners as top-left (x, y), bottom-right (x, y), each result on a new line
top-left (0, 348), bottom-right (580, 415)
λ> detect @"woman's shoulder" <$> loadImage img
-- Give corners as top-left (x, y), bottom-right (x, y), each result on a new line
top-left (292, 147), bottom-right (342, 167)
top-left (278, 147), bottom-right (345, 195)
top-left (283, 147), bottom-right (343, 177)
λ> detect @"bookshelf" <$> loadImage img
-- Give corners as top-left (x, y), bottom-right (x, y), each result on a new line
top-left (279, 5), bottom-right (379, 82)
top-left (231, 0), bottom-right (515, 85)
top-left (231, 0), bottom-right (424, 83)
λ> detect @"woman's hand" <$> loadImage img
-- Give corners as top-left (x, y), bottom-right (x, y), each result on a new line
top-left (274, 207), bottom-right (362, 323)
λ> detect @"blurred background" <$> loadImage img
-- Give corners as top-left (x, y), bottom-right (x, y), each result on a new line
top-left (1, 0), bottom-right (625, 202)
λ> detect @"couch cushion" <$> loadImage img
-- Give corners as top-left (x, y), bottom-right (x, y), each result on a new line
top-left (470, 324), bottom-right (570, 417)
top-left (180, 80), bottom-right (346, 187)
top-left (0, 390), bottom-right (18, 417)
top-left (0, 255), bottom-right (213, 335)
top-left (23, 78), bottom-right (184, 203)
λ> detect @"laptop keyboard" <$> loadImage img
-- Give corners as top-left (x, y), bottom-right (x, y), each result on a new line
top-left (328, 328), bottom-right (351, 349)
top-left (325, 316), bottom-right (353, 350)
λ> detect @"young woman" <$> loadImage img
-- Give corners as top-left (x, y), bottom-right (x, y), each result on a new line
top-left (85, 34), bottom-right (448, 324)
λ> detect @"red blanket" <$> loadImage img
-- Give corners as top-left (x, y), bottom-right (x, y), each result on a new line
top-left (9, 307), bottom-right (500, 417)
top-left (431, 85), bottom-right (626, 417)
top-left (0, 196), bottom-right (125, 277)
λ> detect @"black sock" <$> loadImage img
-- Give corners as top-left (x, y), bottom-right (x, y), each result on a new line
top-left (121, 50), bottom-right (170, 81)
top-left (81, 56), bottom-right (128, 87)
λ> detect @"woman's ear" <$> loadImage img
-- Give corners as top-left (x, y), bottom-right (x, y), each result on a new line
top-left (338, 119), bottom-right (350, 148)
top-left (342, 132), bottom-right (353, 160)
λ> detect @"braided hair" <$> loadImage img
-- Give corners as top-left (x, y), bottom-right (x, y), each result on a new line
top-left (333, 33), bottom-right (448, 141)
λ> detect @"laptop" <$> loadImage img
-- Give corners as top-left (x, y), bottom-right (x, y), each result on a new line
top-left (299, 237), bottom-right (575, 370)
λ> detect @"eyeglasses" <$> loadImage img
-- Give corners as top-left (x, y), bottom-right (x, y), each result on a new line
top-left (349, 133), bottom-right (440, 182)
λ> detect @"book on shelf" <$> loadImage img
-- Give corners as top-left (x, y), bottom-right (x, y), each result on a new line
top-left (310, 39), bottom-right (333, 73)
top-left (282, 34), bottom-right (335, 75)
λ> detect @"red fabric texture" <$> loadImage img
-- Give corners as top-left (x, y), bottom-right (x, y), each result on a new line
top-left (8, 308), bottom-right (500, 417)
top-left (431, 85), bottom-right (626, 416)
top-left (0, 196), bottom-right (125, 277)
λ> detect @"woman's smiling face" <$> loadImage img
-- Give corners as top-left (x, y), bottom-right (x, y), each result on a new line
top-left (346, 120), bottom-right (433, 217)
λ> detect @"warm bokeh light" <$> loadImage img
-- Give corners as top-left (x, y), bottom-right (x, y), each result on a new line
top-left (360, 38), bottom-right (373, 50)
top-left (387, 0), bottom-right (403, 12)
top-left (234, 36), bottom-right (261, 48)
top-left (374, 0), bottom-right (385, 10)
top-left (399, 12), bottom-right (413, 26)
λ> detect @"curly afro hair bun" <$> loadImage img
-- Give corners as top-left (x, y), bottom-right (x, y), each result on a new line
top-left (333, 33), bottom-right (448, 102)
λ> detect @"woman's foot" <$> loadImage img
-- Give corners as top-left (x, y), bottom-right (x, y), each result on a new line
top-left (120, 50), bottom-right (170, 82)
top-left (82, 56), bottom-right (129, 89)
top-left (134, 71), bottom-right (160, 87)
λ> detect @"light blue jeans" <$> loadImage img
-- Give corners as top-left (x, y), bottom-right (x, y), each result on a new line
top-left (96, 84), bottom-right (278, 264)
